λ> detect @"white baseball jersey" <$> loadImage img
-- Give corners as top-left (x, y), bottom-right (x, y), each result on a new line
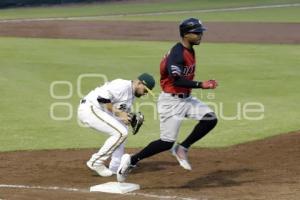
top-left (84, 79), bottom-right (135, 112)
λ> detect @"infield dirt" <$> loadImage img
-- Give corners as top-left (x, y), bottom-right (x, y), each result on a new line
top-left (0, 131), bottom-right (299, 200)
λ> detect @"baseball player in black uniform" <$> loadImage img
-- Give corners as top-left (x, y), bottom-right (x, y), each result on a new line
top-left (117, 18), bottom-right (218, 182)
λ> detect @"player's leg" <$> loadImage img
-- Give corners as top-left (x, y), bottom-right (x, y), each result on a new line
top-left (130, 139), bottom-right (175, 165)
top-left (180, 112), bottom-right (217, 148)
top-left (118, 138), bottom-right (176, 182)
top-left (130, 93), bottom-right (184, 165)
top-left (87, 105), bottom-right (128, 164)
top-left (129, 116), bottom-right (181, 165)
top-left (172, 97), bottom-right (217, 170)
top-left (79, 104), bottom-right (128, 176)
top-left (117, 93), bottom-right (185, 182)
top-left (181, 97), bottom-right (218, 148)
top-left (109, 142), bottom-right (125, 174)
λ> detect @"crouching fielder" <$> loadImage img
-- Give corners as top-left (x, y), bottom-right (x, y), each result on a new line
top-left (77, 73), bottom-right (155, 177)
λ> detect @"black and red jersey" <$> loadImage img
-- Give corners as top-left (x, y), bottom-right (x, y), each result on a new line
top-left (160, 42), bottom-right (196, 94)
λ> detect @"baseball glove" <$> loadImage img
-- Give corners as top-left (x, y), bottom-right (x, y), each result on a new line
top-left (129, 112), bottom-right (144, 135)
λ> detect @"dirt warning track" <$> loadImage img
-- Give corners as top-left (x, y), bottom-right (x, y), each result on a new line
top-left (0, 20), bottom-right (299, 44)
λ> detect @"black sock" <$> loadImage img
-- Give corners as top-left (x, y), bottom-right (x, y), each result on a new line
top-left (181, 112), bottom-right (218, 149)
top-left (131, 139), bottom-right (174, 165)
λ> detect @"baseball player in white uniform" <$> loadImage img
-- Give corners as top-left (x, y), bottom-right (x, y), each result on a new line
top-left (77, 73), bottom-right (155, 177)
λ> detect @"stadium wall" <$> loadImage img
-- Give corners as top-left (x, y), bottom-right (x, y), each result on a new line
top-left (0, 0), bottom-right (118, 8)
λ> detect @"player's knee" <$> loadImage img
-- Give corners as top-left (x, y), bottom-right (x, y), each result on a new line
top-left (120, 130), bottom-right (129, 139)
top-left (202, 112), bottom-right (218, 128)
top-left (209, 112), bottom-right (218, 126)
top-left (111, 128), bottom-right (128, 140)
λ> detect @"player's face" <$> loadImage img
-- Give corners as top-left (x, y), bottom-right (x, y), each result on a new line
top-left (185, 32), bottom-right (203, 45)
top-left (134, 81), bottom-right (148, 97)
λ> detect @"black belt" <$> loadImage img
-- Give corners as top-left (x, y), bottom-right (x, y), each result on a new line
top-left (171, 93), bottom-right (190, 98)
top-left (80, 99), bottom-right (86, 104)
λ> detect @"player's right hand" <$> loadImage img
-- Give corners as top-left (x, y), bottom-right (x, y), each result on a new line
top-left (118, 112), bottom-right (131, 125)
top-left (201, 80), bottom-right (218, 89)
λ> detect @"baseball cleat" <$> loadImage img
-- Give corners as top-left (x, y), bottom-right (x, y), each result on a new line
top-left (109, 167), bottom-right (118, 175)
top-left (171, 144), bottom-right (192, 170)
top-left (86, 161), bottom-right (113, 177)
top-left (117, 154), bottom-right (135, 182)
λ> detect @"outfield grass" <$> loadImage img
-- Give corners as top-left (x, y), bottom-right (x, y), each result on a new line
top-left (95, 6), bottom-right (300, 23)
top-left (0, 37), bottom-right (299, 151)
top-left (0, 0), bottom-right (299, 22)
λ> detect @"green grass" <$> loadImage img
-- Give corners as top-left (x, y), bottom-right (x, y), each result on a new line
top-left (0, 0), bottom-right (299, 22)
top-left (0, 37), bottom-right (299, 151)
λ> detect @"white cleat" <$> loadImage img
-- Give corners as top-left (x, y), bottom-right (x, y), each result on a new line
top-left (171, 144), bottom-right (192, 171)
top-left (86, 161), bottom-right (113, 177)
top-left (117, 154), bottom-right (133, 182)
top-left (109, 168), bottom-right (117, 175)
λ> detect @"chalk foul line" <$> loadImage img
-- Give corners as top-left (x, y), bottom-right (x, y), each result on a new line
top-left (0, 184), bottom-right (201, 200)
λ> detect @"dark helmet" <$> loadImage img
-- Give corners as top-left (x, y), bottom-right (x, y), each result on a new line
top-left (179, 18), bottom-right (207, 37)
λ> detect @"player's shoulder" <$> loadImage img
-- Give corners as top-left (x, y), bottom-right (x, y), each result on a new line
top-left (171, 42), bottom-right (184, 51)
top-left (111, 79), bottom-right (129, 84)
top-left (170, 42), bottom-right (184, 55)
top-left (109, 79), bottom-right (131, 89)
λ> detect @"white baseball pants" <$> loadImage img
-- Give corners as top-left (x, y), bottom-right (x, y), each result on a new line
top-left (77, 101), bottom-right (128, 172)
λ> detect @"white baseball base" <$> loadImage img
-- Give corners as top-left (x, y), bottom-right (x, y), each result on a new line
top-left (90, 182), bottom-right (140, 194)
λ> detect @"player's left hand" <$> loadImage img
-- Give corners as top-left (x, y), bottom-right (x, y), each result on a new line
top-left (129, 112), bottom-right (144, 135)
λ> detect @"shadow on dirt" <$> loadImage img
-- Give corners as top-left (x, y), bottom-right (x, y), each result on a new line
top-left (143, 168), bottom-right (254, 190)
top-left (181, 168), bottom-right (254, 190)
top-left (132, 161), bottom-right (175, 174)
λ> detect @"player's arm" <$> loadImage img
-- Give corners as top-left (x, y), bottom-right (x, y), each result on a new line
top-left (167, 47), bottom-right (217, 89)
top-left (173, 77), bottom-right (218, 89)
top-left (97, 96), bottom-right (130, 125)
top-left (167, 47), bottom-right (200, 88)
top-left (173, 75), bottom-right (201, 88)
